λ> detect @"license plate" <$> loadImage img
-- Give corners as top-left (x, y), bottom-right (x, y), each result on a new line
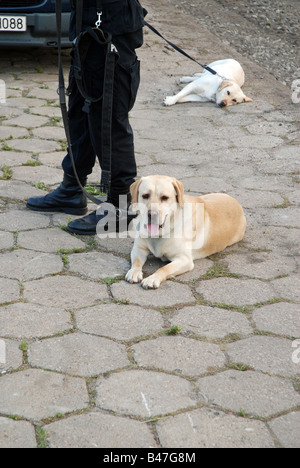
top-left (0, 16), bottom-right (27, 32)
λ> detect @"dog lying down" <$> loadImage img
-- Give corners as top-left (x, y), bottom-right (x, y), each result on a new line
top-left (164, 59), bottom-right (252, 108)
top-left (125, 175), bottom-right (246, 289)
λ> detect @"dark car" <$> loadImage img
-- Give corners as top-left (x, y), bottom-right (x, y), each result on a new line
top-left (0, 0), bottom-right (72, 47)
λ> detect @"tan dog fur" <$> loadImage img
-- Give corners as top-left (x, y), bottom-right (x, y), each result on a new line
top-left (125, 175), bottom-right (246, 289)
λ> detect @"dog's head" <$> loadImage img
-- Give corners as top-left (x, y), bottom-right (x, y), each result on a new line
top-left (130, 175), bottom-right (184, 237)
top-left (216, 80), bottom-right (252, 107)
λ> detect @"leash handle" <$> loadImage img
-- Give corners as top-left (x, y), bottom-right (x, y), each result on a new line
top-left (145, 21), bottom-right (217, 76)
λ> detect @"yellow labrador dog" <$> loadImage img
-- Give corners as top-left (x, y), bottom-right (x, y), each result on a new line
top-left (125, 175), bottom-right (246, 289)
top-left (164, 59), bottom-right (252, 108)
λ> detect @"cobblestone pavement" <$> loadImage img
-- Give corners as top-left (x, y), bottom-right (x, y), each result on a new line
top-left (0, 0), bottom-right (299, 448)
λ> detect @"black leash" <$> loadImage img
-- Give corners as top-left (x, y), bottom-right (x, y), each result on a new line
top-left (145, 21), bottom-right (219, 77)
top-left (56, 0), bottom-right (118, 206)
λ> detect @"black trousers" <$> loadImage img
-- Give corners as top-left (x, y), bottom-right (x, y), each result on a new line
top-left (62, 28), bottom-right (143, 189)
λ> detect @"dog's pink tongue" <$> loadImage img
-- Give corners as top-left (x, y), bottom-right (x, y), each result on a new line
top-left (147, 223), bottom-right (160, 236)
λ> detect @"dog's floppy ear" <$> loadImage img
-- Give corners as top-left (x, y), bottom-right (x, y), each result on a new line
top-left (217, 80), bottom-right (233, 92)
top-left (243, 95), bottom-right (253, 103)
top-left (172, 179), bottom-right (184, 208)
top-left (130, 178), bottom-right (143, 205)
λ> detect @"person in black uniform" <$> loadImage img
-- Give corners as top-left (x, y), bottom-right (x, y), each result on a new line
top-left (26, 0), bottom-right (146, 235)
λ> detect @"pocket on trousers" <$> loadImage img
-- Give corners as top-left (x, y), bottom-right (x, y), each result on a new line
top-left (116, 59), bottom-right (141, 117)
top-left (129, 59), bottom-right (141, 111)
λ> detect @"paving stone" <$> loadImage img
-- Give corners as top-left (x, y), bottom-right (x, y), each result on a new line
top-left (0, 126), bottom-right (29, 139)
top-left (244, 226), bottom-right (300, 256)
top-left (225, 251), bottom-right (297, 279)
top-left (3, 114), bottom-right (49, 128)
top-left (0, 278), bottom-right (20, 304)
top-left (236, 172), bottom-right (292, 192)
top-left (272, 275), bottom-right (300, 302)
top-left (75, 303), bottom-right (164, 340)
top-left (96, 370), bottom-right (197, 417)
top-left (0, 369), bottom-right (88, 420)
top-left (38, 151), bottom-right (65, 168)
top-left (171, 305), bottom-right (252, 339)
top-left (181, 176), bottom-right (233, 194)
top-left (13, 165), bottom-right (62, 185)
top-left (253, 303), bottom-right (300, 337)
top-left (269, 412), bottom-right (300, 448)
top-left (29, 333), bottom-right (129, 377)
top-left (30, 106), bottom-right (62, 118)
top-left (0, 209), bottom-right (50, 231)
top-left (250, 150), bottom-right (300, 175)
top-left (111, 281), bottom-right (195, 307)
top-left (230, 100), bottom-right (275, 114)
top-left (139, 163), bottom-right (195, 179)
top-left (0, 417), bottom-right (36, 448)
top-left (0, 231), bottom-right (14, 250)
top-left (27, 87), bottom-right (58, 101)
top-left (227, 336), bottom-right (299, 377)
top-left (46, 412), bottom-right (157, 448)
top-left (231, 135), bottom-right (284, 148)
top-left (95, 235), bottom-right (134, 257)
top-left (196, 370), bottom-right (300, 418)
top-left (0, 105), bottom-right (24, 119)
top-left (8, 138), bottom-right (61, 153)
top-left (68, 252), bottom-right (130, 280)
top-left (18, 228), bottom-right (85, 253)
top-left (132, 336), bottom-right (226, 376)
top-left (0, 150), bottom-right (38, 167)
top-left (246, 121), bottom-right (299, 137)
top-left (23, 276), bottom-right (108, 309)
top-left (0, 303), bottom-right (71, 339)
top-left (32, 126), bottom-right (66, 141)
top-left (5, 97), bottom-right (47, 108)
top-left (255, 207), bottom-right (300, 229)
top-left (0, 338), bottom-right (23, 372)
top-left (196, 278), bottom-right (276, 306)
top-left (0, 180), bottom-right (46, 201)
top-left (176, 258), bottom-right (214, 282)
top-left (156, 407), bottom-right (274, 448)
top-left (0, 249), bottom-right (62, 281)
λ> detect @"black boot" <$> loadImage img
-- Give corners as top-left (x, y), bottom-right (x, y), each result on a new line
top-left (26, 173), bottom-right (88, 215)
top-left (67, 186), bottom-right (135, 235)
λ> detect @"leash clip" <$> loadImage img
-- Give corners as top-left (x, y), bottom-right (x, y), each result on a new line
top-left (95, 11), bottom-right (102, 29)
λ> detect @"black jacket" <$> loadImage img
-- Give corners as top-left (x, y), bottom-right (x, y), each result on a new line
top-left (69, 0), bottom-right (147, 40)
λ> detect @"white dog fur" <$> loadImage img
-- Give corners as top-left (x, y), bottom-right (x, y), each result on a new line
top-left (164, 58), bottom-right (252, 108)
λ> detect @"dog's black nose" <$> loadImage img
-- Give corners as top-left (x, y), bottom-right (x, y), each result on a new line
top-left (219, 101), bottom-right (227, 108)
top-left (148, 210), bottom-right (159, 223)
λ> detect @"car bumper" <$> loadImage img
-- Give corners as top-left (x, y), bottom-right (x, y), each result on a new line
top-left (0, 12), bottom-right (71, 47)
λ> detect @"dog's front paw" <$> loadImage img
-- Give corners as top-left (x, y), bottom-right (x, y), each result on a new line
top-left (141, 274), bottom-right (162, 290)
top-left (164, 96), bottom-right (177, 107)
top-left (125, 268), bottom-right (143, 284)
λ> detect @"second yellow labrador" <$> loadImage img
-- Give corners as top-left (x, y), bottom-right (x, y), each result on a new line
top-left (125, 175), bottom-right (246, 289)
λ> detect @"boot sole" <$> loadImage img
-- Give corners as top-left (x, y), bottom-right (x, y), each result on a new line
top-left (67, 226), bottom-right (96, 236)
top-left (26, 203), bottom-right (88, 216)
